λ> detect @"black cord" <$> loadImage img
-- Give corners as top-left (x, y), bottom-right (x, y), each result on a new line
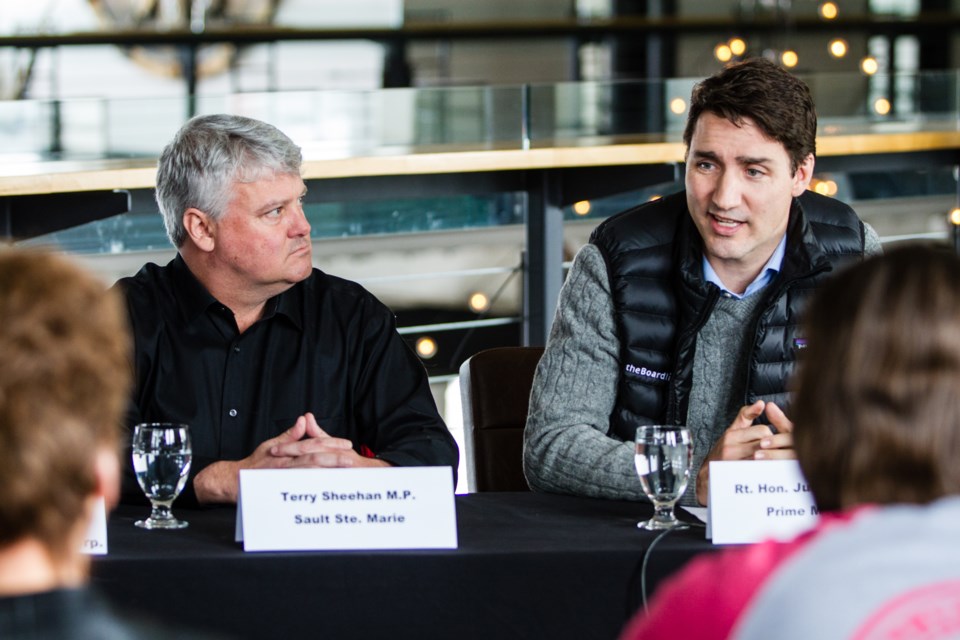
top-left (640, 526), bottom-right (686, 615)
top-left (639, 520), bottom-right (708, 614)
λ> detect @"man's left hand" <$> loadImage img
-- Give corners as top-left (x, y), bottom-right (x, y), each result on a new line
top-left (752, 401), bottom-right (795, 460)
top-left (268, 412), bottom-right (391, 469)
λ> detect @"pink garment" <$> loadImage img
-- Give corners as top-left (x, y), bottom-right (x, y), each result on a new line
top-left (620, 511), bottom-right (867, 640)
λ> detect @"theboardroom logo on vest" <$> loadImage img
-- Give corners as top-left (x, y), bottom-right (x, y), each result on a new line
top-left (624, 363), bottom-right (671, 382)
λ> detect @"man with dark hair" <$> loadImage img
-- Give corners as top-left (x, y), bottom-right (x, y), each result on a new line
top-left (117, 114), bottom-right (458, 505)
top-left (523, 57), bottom-right (881, 506)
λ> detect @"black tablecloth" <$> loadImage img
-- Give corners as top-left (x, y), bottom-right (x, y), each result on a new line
top-left (92, 493), bottom-right (714, 640)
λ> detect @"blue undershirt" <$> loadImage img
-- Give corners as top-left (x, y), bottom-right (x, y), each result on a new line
top-left (702, 234), bottom-right (787, 299)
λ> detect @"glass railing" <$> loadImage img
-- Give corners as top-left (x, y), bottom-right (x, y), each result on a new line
top-left (2, 70), bottom-right (957, 163)
top-left (4, 71), bottom-right (959, 266)
top-left (6, 73), bottom-right (956, 334)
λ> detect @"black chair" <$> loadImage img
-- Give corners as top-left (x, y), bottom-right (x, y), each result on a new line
top-left (459, 346), bottom-right (545, 492)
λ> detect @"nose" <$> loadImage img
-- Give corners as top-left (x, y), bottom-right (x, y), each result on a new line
top-left (290, 201), bottom-right (311, 238)
top-left (711, 170), bottom-right (742, 212)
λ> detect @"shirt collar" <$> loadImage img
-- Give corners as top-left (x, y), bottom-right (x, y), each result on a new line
top-left (702, 234), bottom-right (787, 300)
top-left (170, 253), bottom-right (218, 323)
top-left (170, 254), bottom-right (303, 330)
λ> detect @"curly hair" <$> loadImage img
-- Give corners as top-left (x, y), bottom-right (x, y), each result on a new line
top-left (155, 114), bottom-right (303, 248)
top-left (0, 248), bottom-right (131, 560)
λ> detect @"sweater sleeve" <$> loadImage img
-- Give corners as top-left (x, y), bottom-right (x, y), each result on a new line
top-left (522, 243), bottom-right (648, 500)
top-left (863, 221), bottom-right (883, 256)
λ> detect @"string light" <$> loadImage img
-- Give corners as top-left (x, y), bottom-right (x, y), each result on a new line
top-left (714, 43), bottom-right (733, 63)
top-left (861, 57), bottom-right (879, 75)
top-left (729, 38), bottom-right (747, 57)
top-left (829, 39), bottom-right (848, 58)
top-left (819, 2), bottom-right (838, 19)
top-left (950, 208), bottom-right (960, 226)
top-left (415, 336), bottom-right (438, 359)
top-left (781, 50), bottom-right (799, 68)
top-left (669, 98), bottom-right (687, 115)
top-left (468, 292), bottom-right (490, 313)
top-left (873, 98), bottom-right (891, 116)
top-left (811, 179), bottom-right (839, 196)
top-left (573, 200), bottom-right (591, 216)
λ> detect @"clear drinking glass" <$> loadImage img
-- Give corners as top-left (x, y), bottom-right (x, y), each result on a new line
top-left (634, 425), bottom-right (693, 531)
top-left (132, 423), bottom-right (192, 530)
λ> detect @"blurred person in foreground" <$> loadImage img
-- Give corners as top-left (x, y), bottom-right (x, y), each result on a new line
top-left (0, 249), bottom-right (173, 638)
top-left (622, 244), bottom-right (960, 639)
top-left (523, 57), bottom-right (881, 506)
top-left (115, 114), bottom-right (458, 506)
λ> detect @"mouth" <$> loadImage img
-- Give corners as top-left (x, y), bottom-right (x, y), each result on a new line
top-left (709, 213), bottom-right (745, 234)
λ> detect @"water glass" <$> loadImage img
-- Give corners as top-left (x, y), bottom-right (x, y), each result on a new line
top-left (132, 423), bottom-right (192, 530)
top-left (634, 425), bottom-right (692, 531)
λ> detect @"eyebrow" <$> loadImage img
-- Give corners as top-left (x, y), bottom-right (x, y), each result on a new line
top-left (691, 150), bottom-right (773, 166)
top-left (738, 155), bottom-right (773, 166)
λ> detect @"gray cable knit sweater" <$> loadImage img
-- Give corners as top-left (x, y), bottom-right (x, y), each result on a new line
top-left (523, 225), bottom-right (882, 506)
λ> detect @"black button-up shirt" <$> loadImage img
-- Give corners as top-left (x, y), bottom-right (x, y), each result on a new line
top-left (116, 255), bottom-right (458, 504)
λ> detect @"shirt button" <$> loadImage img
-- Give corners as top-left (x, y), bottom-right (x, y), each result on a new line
top-left (233, 346), bottom-right (241, 353)
top-left (228, 409), bottom-right (238, 417)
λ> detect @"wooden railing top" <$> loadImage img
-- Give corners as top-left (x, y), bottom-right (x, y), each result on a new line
top-left (1, 127), bottom-right (958, 197)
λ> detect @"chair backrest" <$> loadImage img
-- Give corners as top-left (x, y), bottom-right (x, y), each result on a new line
top-left (459, 346), bottom-right (544, 492)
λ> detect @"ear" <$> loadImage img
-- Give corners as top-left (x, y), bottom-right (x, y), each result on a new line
top-left (183, 207), bottom-right (217, 253)
top-left (94, 446), bottom-right (121, 511)
top-left (791, 153), bottom-right (815, 197)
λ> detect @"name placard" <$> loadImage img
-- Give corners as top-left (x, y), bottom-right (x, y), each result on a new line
top-left (236, 467), bottom-right (457, 552)
top-left (81, 497), bottom-right (108, 555)
top-left (708, 460), bottom-right (819, 545)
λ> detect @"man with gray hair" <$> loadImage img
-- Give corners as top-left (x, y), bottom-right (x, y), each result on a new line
top-left (117, 114), bottom-right (458, 505)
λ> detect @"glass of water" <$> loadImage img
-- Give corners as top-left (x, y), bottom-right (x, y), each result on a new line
top-left (634, 425), bottom-right (692, 531)
top-left (132, 423), bottom-right (192, 530)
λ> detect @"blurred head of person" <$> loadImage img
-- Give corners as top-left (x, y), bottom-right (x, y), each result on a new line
top-left (0, 248), bottom-right (130, 594)
top-left (793, 244), bottom-right (960, 512)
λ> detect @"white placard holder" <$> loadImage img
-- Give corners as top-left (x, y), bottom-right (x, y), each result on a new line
top-left (708, 460), bottom-right (819, 545)
top-left (81, 496), bottom-right (108, 555)
top-left (236, 467), bottom-right (458, 552)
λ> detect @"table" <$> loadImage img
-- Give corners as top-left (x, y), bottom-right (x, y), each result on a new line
top-left (92, 493), bottom-right (714, 640)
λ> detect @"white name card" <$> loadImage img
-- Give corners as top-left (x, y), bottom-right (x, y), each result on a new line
top-left (236, 467), bottom-right (458, 552)
top-left (708, 460), bottom-right (819, 545)
top-left (81, 497), bottom-right (108, 555)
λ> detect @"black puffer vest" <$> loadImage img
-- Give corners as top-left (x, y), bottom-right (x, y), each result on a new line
top-left (590, 190), bottom-right (866, 442)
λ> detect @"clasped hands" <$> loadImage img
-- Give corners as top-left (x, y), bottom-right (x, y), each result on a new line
top-left (694, 400), bottom-right (794, 506)
top-left (194, 412), bottom-right (388, 504)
